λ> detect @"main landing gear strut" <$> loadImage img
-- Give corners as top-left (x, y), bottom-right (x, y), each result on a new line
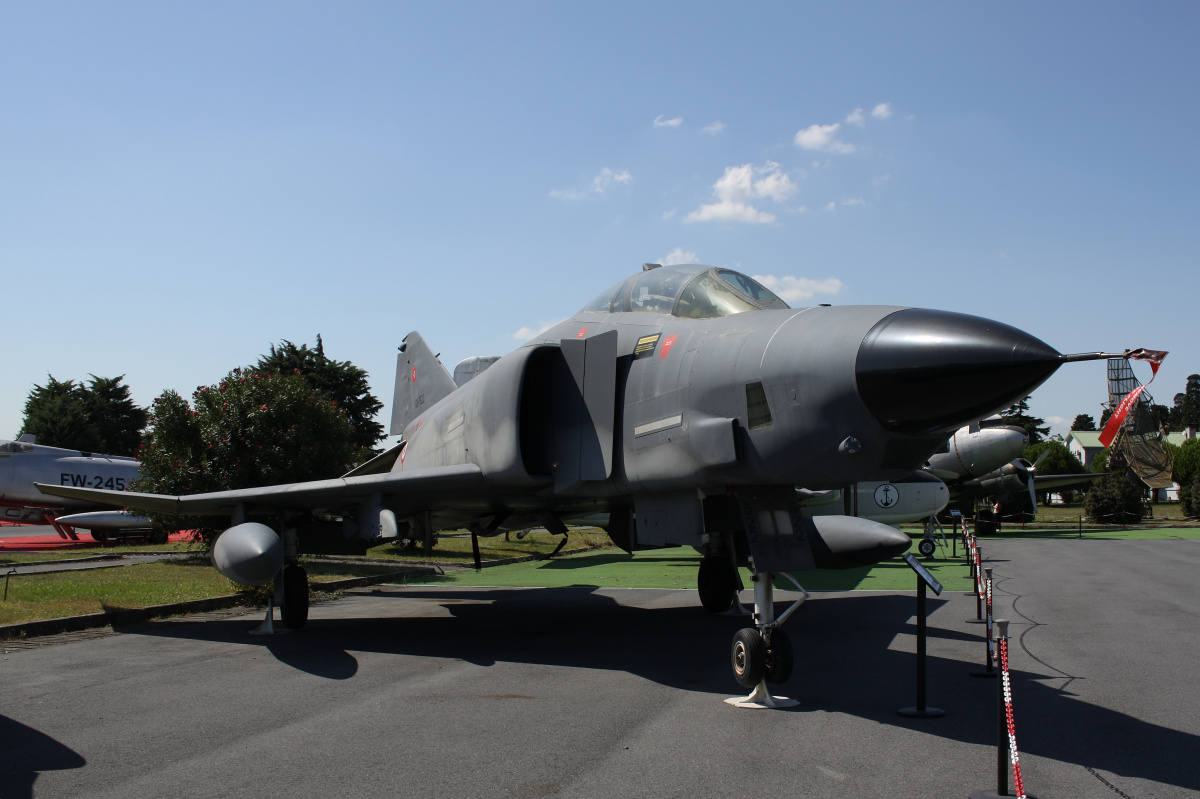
top-left (251, 564), bottom-right (309, 635)
top-left (725, 568), bottom-right (809, 709)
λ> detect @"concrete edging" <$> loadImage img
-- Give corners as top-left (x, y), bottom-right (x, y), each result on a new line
top-left (0, 566), bottom-right (434, 642)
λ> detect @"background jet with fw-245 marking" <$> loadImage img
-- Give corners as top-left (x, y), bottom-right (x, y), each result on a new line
top-left (40, 262), bottom-right (1123, 693)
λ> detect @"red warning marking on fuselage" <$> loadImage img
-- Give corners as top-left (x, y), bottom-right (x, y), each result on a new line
top-left (577, 327), bottom-right (588, 338)
top-left (659, 335), bottom-right (678, 359)
top-left (411, 367), bottom-right (417, 382)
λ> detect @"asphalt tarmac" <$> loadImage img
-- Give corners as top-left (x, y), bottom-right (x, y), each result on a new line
top-left (2, 536), bottom-right (1198, 799)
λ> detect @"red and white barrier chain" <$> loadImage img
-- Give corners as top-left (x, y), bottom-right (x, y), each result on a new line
top-left (975, 546), bottom-right (984, 601)
top-left (986, 574), bottom-right (995, 662)
top-left (999, 637), bottom-right (1027, 799)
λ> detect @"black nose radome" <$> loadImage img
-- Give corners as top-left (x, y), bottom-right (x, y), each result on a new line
top-left (855, 309), bottom-right (1061, 436)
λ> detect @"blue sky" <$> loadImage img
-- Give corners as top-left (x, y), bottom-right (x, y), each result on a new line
top-left (2, 2), bottom-right (1196, 444)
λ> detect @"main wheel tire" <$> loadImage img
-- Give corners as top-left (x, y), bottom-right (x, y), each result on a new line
top-left (280, 565), bottom-right (309, 629)
top-left (731, 627), bottom-right (767, 689)
top-left (917, 539), bottom-right (936, 558)
top-left (765, 628), bottom-right (793, 685)
top-left (91, 529), bottom-right (107, 544)
top-left (697, 555), bottom-right (736, 613)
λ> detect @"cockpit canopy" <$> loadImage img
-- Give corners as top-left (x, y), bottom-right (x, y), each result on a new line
top-left (581, 264), bottom-right (790, 318)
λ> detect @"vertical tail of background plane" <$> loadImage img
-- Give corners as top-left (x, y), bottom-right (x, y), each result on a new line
top-left (391, 332), bottom-right (457, 435)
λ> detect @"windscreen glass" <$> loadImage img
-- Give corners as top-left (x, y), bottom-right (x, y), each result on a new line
top-left (716, 269), bottom-right (789, 308)
top-left (581, 278), bottom-right (630, 313)
top-left (676, 274), bottom-right (760, 318)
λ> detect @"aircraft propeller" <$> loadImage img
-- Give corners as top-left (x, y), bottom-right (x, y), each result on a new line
top-left (1014, 447), bottom-right (1051, 511)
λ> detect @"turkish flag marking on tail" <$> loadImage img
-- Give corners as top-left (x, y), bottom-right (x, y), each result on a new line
top-left (1098, 349), bottom-right (1169, 448)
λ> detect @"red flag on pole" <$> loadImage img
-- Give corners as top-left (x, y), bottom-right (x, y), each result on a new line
top-left (1098, 350), bottom-right (1169, 448)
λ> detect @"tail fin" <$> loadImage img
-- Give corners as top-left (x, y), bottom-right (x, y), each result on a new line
top-left (390, 332), bottom-right (457, 435)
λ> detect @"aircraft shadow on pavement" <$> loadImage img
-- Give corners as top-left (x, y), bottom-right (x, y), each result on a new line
top-left (117, 585), bottom-right (1198, 794)
top-left (0, 714), bottom-right (86, 799)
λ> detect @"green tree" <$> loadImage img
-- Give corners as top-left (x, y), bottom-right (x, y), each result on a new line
top-left (1083, 473), bottom-right (1146, 523)
top-left (1024, 441), bottom-right (1089, 504)
top-left (1168, 374), bottom-right (1200, 431)
top-left (255, 335), bottom-right (385, 452)
top-left (18, 375), bottom-right (148, 456)
top-left (1172, 438), bottom-right (1200, 487)
top-left (132, 368), bottom-right (367, 539)
top-left (1024, 441), bottom-right (1087, 476)
top-left (1001, 397), bottom-right (1049, 443)
top-left (1180, 474), bottom-right (1200, 518)
top-left (1071, 414), bottom-right (1097, 432)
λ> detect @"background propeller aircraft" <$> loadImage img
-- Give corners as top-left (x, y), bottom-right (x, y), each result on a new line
top-left (39, 262), bottom-right (1115, 695)
top-left (927, 417), bottom-right (1100, 531)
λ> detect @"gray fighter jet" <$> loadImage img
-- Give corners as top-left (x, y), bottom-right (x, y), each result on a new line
top-left (0, 435), bottom-right (158, 541)
top-left (39, 263), bottom-right (1118, 691)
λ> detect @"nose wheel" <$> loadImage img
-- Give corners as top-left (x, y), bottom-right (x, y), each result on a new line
top-left (725, 570), bottom-right (807, 709)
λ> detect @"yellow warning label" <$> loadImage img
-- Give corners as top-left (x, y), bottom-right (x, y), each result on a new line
top-left (633, 333), bottom-right (662, 358)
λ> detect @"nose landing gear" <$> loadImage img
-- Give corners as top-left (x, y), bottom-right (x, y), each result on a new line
top-left (725, 570), bottom-right (808, 709)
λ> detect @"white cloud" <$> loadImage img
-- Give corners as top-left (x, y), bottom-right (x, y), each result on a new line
top-left (685, 162), bottom-right (797, 224)
top-left (842, 197), bottom-right (866, 207)
top-left (551, 167), bottom-right (632, 199)
top-left (660, 247), bottom-right (698, 266)
top-left (513, 319), bottom-right (563, 340)
top-left (654, 114), bottom-right (683, 128)
top-left (701, 121), bottom-right (726, 135)
top-left (661, 208), bottom-right (677, 221)
top-left (687, 202), bottom-right (776, 223)
top-left (823, 201), bottom-right (837, 211)
top-left (845, 108), bottom-right (865, 126)
top-left (794, 122), bottom-right (855, 154)
top-left (752, 275), bottom-right (845, 304)
top-left (871, 102), bottom-right (892, 120)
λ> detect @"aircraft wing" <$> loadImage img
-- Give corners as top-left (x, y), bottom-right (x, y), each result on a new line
top-left (35, 464), bottom-right (483, 517)
top-left (1033, 473), bottom-right (1103, 491)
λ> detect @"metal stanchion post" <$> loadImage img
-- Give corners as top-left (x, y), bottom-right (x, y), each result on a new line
top-left (971, 618), bottom-right (1036, 799)
top-left (968, 542), bottom-right (985, 622)
top-left (971, 567), bottom-right (997, 677)
top-left (898, 554), bottom-right (944, 719)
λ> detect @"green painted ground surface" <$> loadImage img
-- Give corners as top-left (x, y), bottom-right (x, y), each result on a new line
top-left (418, 544), bottom-right (977, 593)
top-left (973, 526), bottom-right (1200, 541)
top-left (414, 523), bottom-right (1200, 592)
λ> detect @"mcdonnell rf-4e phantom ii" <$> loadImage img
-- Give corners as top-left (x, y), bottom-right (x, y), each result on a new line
top-left (40, 262), bottom-right (1123, 694)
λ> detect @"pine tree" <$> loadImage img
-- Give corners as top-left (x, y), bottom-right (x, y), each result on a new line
top-left (255, 336), bottom-right (385, 451)
top-left (1001, 397), bottom-right (1050, 443)
top-left (1169, 374), bottom-right (1200, 430)
top-left (18, 375), bottom-right (147, 456)
top-left (1071, 414), bottom-right (1096, 431)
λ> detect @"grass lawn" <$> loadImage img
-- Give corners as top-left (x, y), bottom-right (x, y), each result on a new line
top-left (0, 541), bottom-right (204, 565)
top-left (360, 528), bottom-right (613, 562)
top-left (0, 559), bottom-right (406, 628)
